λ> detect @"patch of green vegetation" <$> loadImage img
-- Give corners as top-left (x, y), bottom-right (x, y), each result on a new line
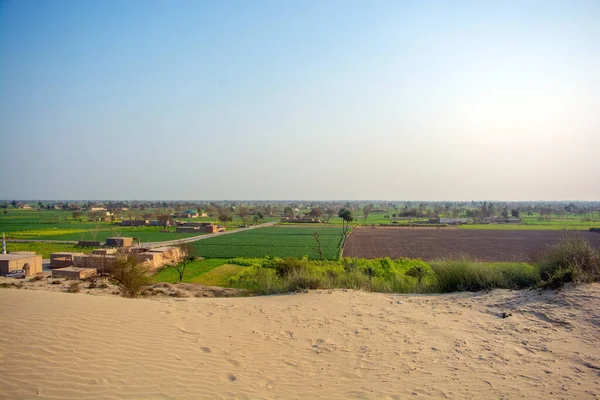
top-left (152, 259), bottom-right (229, 283)
top-left (5, 226), bottom-right (202, 242)
top-left (429, 259), bottom-right (540, 292)
top-left (0, 210), bottom-right (206, 242)
top-left (229, 257), bottom-right (441, 295)
top-left (192, 226), bottom-right (344, 260)
top-left (191, 264), bottom-right (246, 286)
top-left (228, 256), bottom-right (541, 295)
top-left (5, 243), bottom-right (96, 258)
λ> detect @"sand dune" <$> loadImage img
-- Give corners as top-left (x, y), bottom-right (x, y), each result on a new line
top-left (1, 285), bottom-right (599, 399)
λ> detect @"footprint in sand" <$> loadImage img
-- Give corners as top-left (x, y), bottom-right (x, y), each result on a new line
top-left (225, 358), bottom-right (240, 367)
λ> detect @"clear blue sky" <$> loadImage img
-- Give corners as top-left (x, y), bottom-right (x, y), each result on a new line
top-left (1, 0), bottom-right (598, 200)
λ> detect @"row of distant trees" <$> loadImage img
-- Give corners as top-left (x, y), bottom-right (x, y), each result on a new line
top-left (4, 199), bottom-right (600, 223)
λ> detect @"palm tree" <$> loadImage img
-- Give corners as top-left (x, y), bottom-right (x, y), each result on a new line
top-left (338, 208), bottom-right (354, 236)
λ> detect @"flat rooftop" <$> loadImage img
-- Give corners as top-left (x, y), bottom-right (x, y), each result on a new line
top-left (54, 267), bottom-right (94, 272)
top-left (0, 254), bottom-right (39, 261)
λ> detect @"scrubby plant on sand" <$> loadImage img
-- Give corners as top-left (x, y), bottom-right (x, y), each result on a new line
top-left (539, 234), bottom-right (600, 288)
top-left (110, 254), bottom-right (152, 298)
top-left (430, 258), bottom-right (540, 293)
top-left (68, 282), bottom-right (81, 293)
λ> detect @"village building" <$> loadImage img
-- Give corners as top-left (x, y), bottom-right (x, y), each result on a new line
top-left (280, 216), bottom-right (323, 223)
top-left (173, 210), bottom-right (199, 218)
top-left (52, 267), bottom-right (97, 280)
top-left (105, 237), bottom-right (136, 248)
top-left (438, 218), bottom-right (468, 225)
top-left (50, 252), bottom-right (85, 269)
top-left (52, 245), bottom-right (183, 276)
top-left (176, 226), bottom-right (200, 233)
top-left (0, 253), bottom-right (43, 276)
top-left (176, 224), bottom-right (221, 233)
top-left (120, 220), bottom-right (150, 226)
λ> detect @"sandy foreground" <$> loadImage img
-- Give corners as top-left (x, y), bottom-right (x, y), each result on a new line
top-left (1, 285), bottom-right (599, 400)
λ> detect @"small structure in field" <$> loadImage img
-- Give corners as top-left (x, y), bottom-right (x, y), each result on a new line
top-left (105, 237), bottom-right (135, 248)
top-left (481, 217), bottom-right (522, 224)
top-left (181, 222), bottom-right (212, 227)
top-left (78, 240), bottom-right (103, 247)
top-left (280, 216), bottom-right (323, 223)
top-left (173, 210), bottom-right (199, 218)
top-left (438, 218), bottom-right (468, 225)
top-left (52, 267), bottom-right (97, 280)
top-left (204, 225), bottom-right (220, 233)
top-left (176, 226), bottom-right (200, 233)
top-left (0, 253), bottom-right (43, 276)
top-left (120, 220), bottom-right (149, 226)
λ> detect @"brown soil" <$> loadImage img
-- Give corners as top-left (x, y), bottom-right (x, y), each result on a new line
top-left (343, 227), bottom-right (600, 262)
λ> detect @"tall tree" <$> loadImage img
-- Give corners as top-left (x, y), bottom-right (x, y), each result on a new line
top-left (168, 243), bottom-right (197, 283)
top-left (481, 202), bottom-right (489, 218)
top-left (206, 205), bottom-right (218, 221)
top-left (237, 205), bottom-right (250, 221)
top-left (218, 211), bottom-right (232, 228)
top-left (338, 208), bottom-right (354, 235)
top-left (324, 207), bottom-right (337, 222)
top-left (309, 207), bottom-right (323, 219)
top-left (363, 204), bottom-right (374, 221)
top-left (157, 213), bottom-right (171, 230)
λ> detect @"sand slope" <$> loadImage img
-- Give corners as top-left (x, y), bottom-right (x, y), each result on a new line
top-left (1, 285), bottom-right (599, 399)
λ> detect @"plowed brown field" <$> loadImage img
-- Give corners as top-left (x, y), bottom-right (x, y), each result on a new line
top-left (343, 227), bottom-right (600, 261)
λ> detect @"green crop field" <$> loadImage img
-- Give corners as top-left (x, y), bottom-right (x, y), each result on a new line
top-left (459, 213), bottom-right (600, 230)
top-left (3, 242), bottom-right (97, 258)
top-left (0, 210), bottom-right (205, 242)
top-left (191, 226), bottom-right (344, 259)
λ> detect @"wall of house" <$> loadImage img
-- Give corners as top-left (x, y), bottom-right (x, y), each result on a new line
top-left (0, 255), bottom-right (42, 276)
top-left (52, 267), bottom-right (97, 280)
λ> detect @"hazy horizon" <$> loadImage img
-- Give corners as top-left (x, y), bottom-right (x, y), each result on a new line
top-left (1, 0), bottom-right (599, 201)
top-left (3, 198), bottom-right (600, 204)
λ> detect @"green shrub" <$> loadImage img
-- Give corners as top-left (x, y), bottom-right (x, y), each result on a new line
top-left (539, 234), bottom-right (600, 286)
top-left (406, 264), bottom-right (430, 286)
top-left (274, 258), bottom-right (310, 277)
top-left (110, 254), bottom-right (152, 298)
top-left (227, 258), bottom-right (257, 267)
